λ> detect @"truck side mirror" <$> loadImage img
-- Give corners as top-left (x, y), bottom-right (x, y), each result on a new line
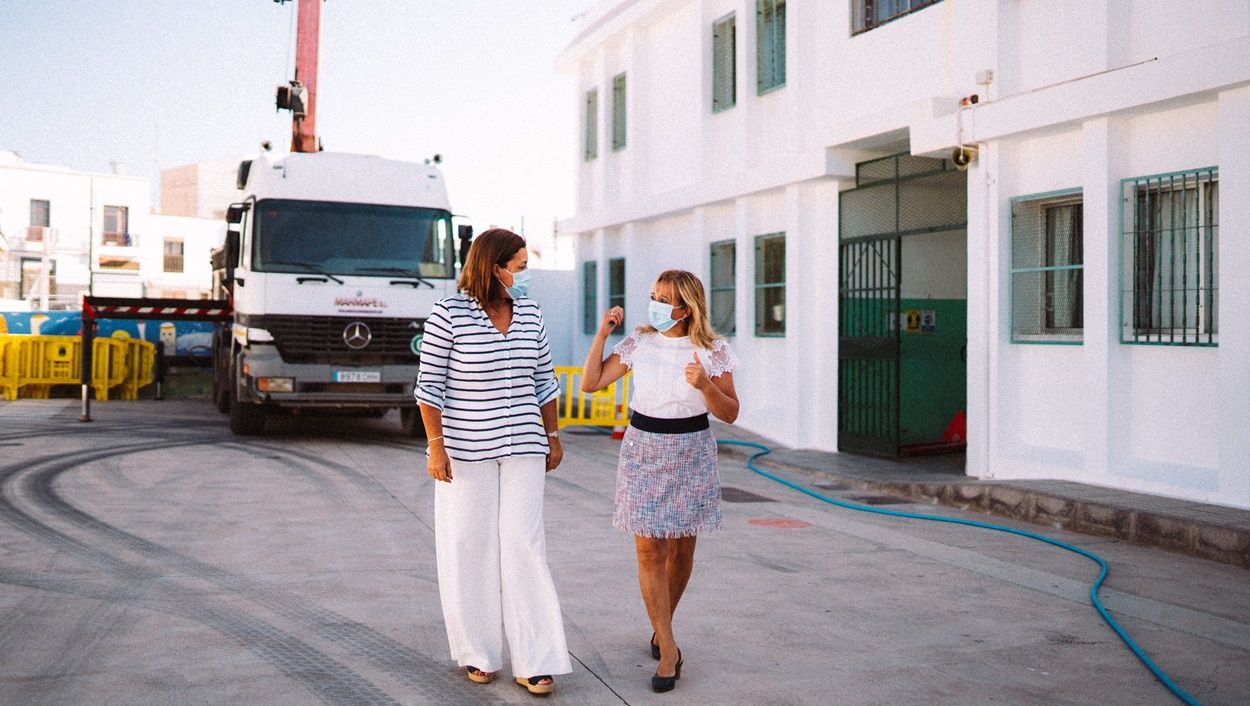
top-left (457, 224), bottom-right (473, 267)
top-left (225, 230), bottom-right (241, 270)
top-left (226, 203), bottom-right (247, 224)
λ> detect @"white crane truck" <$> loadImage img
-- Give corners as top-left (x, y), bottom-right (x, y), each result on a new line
top-left (211, 151), bottom-right (464, 435)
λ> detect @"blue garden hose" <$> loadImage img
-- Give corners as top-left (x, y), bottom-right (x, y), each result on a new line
top-left (715, 439), bottom-right (1201, 706)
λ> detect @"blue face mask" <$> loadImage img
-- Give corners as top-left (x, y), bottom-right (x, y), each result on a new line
top-left (500, 267), bottom-right (531, 299)
top-left (648, 300), bottom-right (683, 332)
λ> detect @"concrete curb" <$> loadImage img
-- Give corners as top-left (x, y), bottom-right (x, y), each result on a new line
top-left (716, 444), bottom-right (1250, 569)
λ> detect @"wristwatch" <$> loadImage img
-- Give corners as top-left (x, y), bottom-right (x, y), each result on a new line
top-left (547, 430), bottom-right (560, 439)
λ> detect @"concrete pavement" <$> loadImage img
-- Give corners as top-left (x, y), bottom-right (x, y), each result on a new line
top-left (0, 399), bottom-right (1247, 705)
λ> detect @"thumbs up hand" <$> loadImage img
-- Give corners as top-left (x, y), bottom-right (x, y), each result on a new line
top-left (685, 351), bottom-right (710, 391)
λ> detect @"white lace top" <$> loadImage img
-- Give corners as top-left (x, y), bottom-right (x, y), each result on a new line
top-left (612, 331), bottom-right (739, 419)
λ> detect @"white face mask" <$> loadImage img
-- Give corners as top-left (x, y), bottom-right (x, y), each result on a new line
top-left (648, 300), bottom-right (683, 332)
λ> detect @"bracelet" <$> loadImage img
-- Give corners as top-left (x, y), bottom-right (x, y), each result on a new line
top-left (427, 435), bottom-right (444, 444)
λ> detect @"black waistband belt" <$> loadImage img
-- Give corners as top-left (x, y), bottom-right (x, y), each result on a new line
top-left (629, 411), bottom-right (710, 434)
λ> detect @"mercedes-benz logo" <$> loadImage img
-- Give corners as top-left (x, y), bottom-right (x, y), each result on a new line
top-left (343, 322), bottom-right (372, 350)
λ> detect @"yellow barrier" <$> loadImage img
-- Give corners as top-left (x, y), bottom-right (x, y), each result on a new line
top-left (554, 366), bottom-right (631, 429)
top-left (0, 333), bottom-right (154, 401)
top-left (0, 335), bottom-right (19, 400)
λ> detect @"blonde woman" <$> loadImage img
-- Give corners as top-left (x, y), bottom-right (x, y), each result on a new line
top-left (580, 269), bottom-right (739, 694)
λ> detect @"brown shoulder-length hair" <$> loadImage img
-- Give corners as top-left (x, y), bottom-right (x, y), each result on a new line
top-left (636, 269), bottom-right (722, 350)
top-left (458, 228), bottom-right (526, 308)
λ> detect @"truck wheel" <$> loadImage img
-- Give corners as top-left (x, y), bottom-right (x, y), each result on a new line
top-left (400, 407), bottom-right (426, 437)
top-left (229, 395), bottom-right (266, 435)
top-left (213, 370), bottom-right (230, 414)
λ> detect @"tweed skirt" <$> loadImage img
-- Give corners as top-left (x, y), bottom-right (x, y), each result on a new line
top-left (612, 426), bottom-right (722, 538)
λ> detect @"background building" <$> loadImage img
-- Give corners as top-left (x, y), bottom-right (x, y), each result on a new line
top-left (0, 151), bottom-right (224, 307)
top-left (559, 0), bottom-right (1250, 508)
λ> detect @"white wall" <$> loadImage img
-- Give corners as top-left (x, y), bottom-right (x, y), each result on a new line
top-left (562, 0), bottom-right (1250, 507)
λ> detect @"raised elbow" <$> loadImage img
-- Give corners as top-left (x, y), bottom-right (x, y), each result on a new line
top-left (580, 380), bottom-right (597, 393)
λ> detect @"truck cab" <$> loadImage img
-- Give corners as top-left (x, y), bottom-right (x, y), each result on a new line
top-left (212, 151), bottom-right (462, 435)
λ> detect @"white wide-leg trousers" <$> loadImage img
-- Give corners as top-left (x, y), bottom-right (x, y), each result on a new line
top-left (434, 455), bottom-right (571, 677)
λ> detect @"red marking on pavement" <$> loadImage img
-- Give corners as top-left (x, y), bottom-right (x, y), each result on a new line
top-left (749, 518), bottom-right (810, 529)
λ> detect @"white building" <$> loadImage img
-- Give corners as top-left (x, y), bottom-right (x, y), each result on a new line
top-left (0, 151), bottom-right (222, 306)
top-left (558, 0), bottom-right (1250, 509)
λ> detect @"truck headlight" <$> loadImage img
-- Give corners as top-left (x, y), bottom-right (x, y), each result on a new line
top-left (232, 324), bottom-right (275, 345)
top-left (257, 377), bottom-right (294, 393)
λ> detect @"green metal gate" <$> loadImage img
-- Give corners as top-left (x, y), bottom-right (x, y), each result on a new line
top-left (838, 154), bottom-right (967, 455)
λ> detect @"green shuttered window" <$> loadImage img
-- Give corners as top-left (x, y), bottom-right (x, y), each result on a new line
top-left (608, 257), bottom-right (626, 336)
top-left (756, 0), bottom-right (785, 94)
top-left (1121, 168), bottom-right (1219, 346)
top-left (582, 261), bottom-right (598, 335)
top-left (853, 0), bottom-right (945, 34)
top-left (584, 89), bottom-right (598, 161)
top-left (1010, 190), bottom-right (1084, 344)
top-left (712, 14), bottom-right (736, 112)
top-left (611, 73), bottom-right (627, 150)
top-left (710, 240), bottom-right (736, 336)
top-left (754, 233), bottom-right (785, 336)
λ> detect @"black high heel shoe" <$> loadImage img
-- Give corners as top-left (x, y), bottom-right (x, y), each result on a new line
top-left (651, 650), bottom-right (682, 693)
top-left (649, 632), bottom-right (660, 660)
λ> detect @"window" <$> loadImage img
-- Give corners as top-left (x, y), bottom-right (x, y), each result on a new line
top-left (852, 0), bottom-right (944, 34)
top-left (608, 257), bottom-right (626, 335)
top-left (582, 261), bottom-right (599, 335)
top-left (1122, 168), bottom-right (1219, 345)
top-left (584, 89), bottom-right (599, 161)
top-left (611, 73), bottom-right (627, 151)
top-left (163, 239), bottom-right (185, 273)
top-left (1011, 191), bottom-right (1083, 343)
top-left (28, 199), bottom-right (50, 242)
top-left (710, 240), bottom-right (736, 335)
top-left (103, 205), bottom-right (130, 246)
top-left (754, 233), bottom-right (785, 336)
top-left (756, 0), bottom-right (785, 94)
top-left (712, 14), bottom-right (737, 112)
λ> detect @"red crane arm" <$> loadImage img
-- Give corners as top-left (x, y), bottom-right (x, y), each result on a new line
top-left (290, 0), bottom-right (321, 153)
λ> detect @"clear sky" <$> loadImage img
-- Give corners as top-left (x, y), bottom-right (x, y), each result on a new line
top-left (1, 0), bottom-right (590, 259)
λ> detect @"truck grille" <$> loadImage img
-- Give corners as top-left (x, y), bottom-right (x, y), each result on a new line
top-left (252, 315), bottom-right (425, 365)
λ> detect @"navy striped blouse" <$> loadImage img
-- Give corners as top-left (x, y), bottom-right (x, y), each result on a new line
top-left (415, 292), bottom-right (561, 462)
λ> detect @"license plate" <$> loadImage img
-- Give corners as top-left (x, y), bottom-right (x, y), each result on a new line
top-left (334, 370), bottom-right (381, 383)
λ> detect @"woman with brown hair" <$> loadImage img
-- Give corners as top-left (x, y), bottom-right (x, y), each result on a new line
top-left (580, 269), bottom-right (740, 693)
top-left (415, 228), bottom-right (569, 696)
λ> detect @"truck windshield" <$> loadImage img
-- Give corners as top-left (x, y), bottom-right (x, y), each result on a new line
top-left (252, 199), bottom-right (455, 279)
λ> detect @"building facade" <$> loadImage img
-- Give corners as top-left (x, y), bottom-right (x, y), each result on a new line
top-left (0, 151), bottom-right (223, 307)
top-left (559, 0), bottom-right (1250, 508)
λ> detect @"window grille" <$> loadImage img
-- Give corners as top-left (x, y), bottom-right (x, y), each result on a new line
top-left (30, 199), bottom-right (50, 227)
top-left (754, 233), bottom-right (785, 336)
top-left (712, 14), bottom-right (736, 112)
top-left (756, 0), bottom-right (785, 94)
top-left (611, 74), bottom-right (627, 150)
top-left (709, 240), bottom-right (736, 336)
top-left (584, 89), bottom-right (599, 161)
top-left (1011, 191), bottom-right (1083, 343)
top-left (1121, 168), bottom-right (1218, 346)
top-left (164, 239), bottom-right (185, 273)
top-left (103, 205), bottom-right (130, 246)
top-left (582, 261), bottom-right (598, 335)
top-left (608, 257), bottom-right (626, 335)
top-left (852, 0), bottom-right (944, 35)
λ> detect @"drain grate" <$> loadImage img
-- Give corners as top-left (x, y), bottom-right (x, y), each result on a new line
top-left (721, 486), bottom-right (776, 503)
top-left (847, 494), bottom-right (912, 505)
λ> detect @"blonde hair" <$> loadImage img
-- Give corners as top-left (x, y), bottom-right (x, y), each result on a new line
top-left (637, 269), bottom-right (722, 350)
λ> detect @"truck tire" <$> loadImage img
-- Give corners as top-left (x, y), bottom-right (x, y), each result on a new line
top-left (213, 370), bottom-right (230, 414)
top-left (400, 407), bottom-right (426, 437)
top-left (212, 331), bottom-right (230, 414)
top-left (229, 395), bottom-right (267, 435)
